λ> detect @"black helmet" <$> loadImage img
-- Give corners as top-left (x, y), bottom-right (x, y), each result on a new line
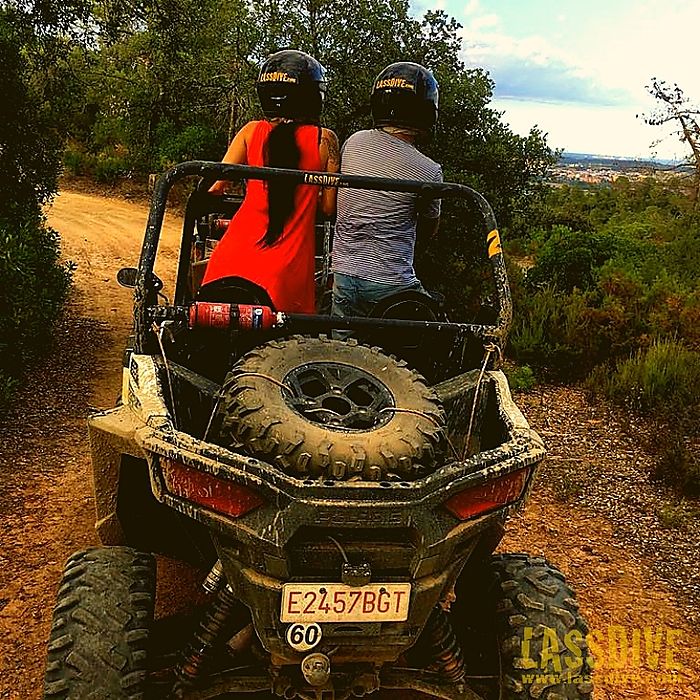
top-left (370, 62), bottom-right (439, 132)
top-left (256, 49), bottom-right (326, 122)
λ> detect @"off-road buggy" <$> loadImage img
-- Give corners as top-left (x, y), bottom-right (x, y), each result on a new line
top-left (44, 162), bottom-right (593, 700)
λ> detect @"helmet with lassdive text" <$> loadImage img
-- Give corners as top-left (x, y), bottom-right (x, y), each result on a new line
top-left (256, 49), bottom-right (326, 123)
top-left (370, 62), bottom-right (439, 132)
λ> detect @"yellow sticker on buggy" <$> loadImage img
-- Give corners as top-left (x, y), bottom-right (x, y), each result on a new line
top-left (487, 229), bottom-right (502, 257)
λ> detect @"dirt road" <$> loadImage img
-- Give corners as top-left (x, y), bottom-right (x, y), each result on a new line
top-left (1, 189), bottom-right (699, 699)
top-left (0, 191), bottom-right (186, 699)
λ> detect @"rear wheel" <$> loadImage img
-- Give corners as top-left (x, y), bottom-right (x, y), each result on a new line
top-left (454, 553), bottom-right (593, 700)
top-left (44, 547), bottom-right (156, 699)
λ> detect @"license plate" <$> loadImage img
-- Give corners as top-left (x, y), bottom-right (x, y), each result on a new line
top-left (280, 582), bottom-right (411, 623)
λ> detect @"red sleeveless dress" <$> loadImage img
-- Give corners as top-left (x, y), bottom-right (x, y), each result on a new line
top-left (202, 121), bottom-right (321, 313)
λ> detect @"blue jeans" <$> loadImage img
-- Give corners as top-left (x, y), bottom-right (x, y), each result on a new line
top-left (331, 272), bottom-right (426, 318)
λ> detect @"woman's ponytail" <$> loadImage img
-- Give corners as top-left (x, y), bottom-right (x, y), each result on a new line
top-left (260, 121), bottom-right (301, 247)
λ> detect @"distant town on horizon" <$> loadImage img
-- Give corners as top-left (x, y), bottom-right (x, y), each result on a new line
top-left (553, 151), bottom-right (694, 186)
top-left (560, 151), bottom-right (687, 169)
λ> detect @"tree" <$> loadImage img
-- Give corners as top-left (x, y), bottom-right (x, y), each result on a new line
top-left (0, 4), bottom-right (76, 408)
top-left (74, 0), bottom-right (556, 198)
top-left (226, 2), bottom-right (557, 311)
top-left (65, 0), bottom-right (259, 171)
top-left (644, 78), bottom-right (700, 203)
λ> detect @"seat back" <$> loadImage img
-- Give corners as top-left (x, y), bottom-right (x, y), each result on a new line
top-left (363, 290), bottom-right (449, 380)
top-left (196, 276), bottom-right (274, 308)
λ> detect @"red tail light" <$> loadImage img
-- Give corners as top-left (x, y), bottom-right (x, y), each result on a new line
top-left (161, 458), bottom-right (264, 518)
top-left (443, 468), bottom-right (530, 520)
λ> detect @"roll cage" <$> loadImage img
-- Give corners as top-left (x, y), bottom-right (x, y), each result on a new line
top-left (133, 161), bottom-right (512, 357)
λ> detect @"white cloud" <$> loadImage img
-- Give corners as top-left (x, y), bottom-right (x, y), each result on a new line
top-left (462, 0), bottom-right (481, 17)
top-left (458, 10), bottom-right (618, 105)
top-left (581, 1), bottom-right (700, 106)
top-left (492, 98), bottom-right (687, 160)
top-left (456, 0), bottom-right (700, 110)
top-left (469, 13), bottom-right (499, 31)
top-left (463, 28), bottom-right (629, 106)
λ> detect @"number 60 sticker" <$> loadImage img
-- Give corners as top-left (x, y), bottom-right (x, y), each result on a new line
top-left (286, 622), bottom-right (322, 652)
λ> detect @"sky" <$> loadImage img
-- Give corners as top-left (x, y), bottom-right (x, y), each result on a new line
top-left (412, 0), bottom-right (699, 160)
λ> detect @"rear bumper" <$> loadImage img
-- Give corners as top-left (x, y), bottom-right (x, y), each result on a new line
top-left (217, 539), bottom-right (471, 664)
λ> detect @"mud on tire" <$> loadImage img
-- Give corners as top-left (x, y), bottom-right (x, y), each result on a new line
top-left (483, 554), bottom-right (593, 700)
top-left (44, 547), bottom-right (156, 699)
top-left (216, 335), bottom-right (446, 481)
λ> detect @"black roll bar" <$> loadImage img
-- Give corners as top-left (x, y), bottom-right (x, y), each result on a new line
top-left (134, 161), bottom-right (512, 352)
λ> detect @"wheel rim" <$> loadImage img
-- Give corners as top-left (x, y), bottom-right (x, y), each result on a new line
top-left (283, 362), bottom-right (395, 431)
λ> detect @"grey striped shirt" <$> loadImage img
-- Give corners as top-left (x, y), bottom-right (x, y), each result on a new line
top-left (332, 129), bottom-right (442, 285)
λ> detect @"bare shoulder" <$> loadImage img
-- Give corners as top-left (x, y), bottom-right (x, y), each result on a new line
top-left (320, 128), bottom-right (339, 148)
top-left (240, 120), bottom-right (261, 137)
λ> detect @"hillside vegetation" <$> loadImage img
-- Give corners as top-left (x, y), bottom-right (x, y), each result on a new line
top-left (1, 0), bottom-right (556, 408)
top-left (508, 177), bottom-right (700, 494)
top-left (0, 8), bottom-right (72, 408)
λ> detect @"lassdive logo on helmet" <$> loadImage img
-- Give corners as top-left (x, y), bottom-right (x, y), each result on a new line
top-left (375, 77), bottom-right (415, 90)
top-left (259, 71), bottom-right (298, 83)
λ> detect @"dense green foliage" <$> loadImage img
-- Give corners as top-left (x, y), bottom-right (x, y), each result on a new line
top-left (1, 0), bottom-right (556, 407)
top-left (63, 0), bottom-right (556, 190)
top-left (2, 0), bottom-right (697, 492)
top-left (55, 3), bottom-right (548, 210)
top-left (0, 6), bottom-right (73, 408)
top-left (510, 178), bottom-right (700, 377)
top-left (587, 339), bottom-right (700, 413)
top-left (508, 177), bottom-right (700, 494)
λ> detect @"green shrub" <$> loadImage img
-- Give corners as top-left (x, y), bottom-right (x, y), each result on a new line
top-left (0, 12), bottom-right (73, 410)
top-left (93, 155), bottom-right (128, 184)
top-left (63, 143), bottom-right (133, 184)
top-left (0, 371), bottom-right (18, 411)
top-left (156, 124), bottom-right (220, 170)
top-left (653, 443), bottom-right (700, 498)
top-left (62, 144), bottom-right (94, 176)
top-left (526, 225), bottom-right (618, 292)
top-left (0, 211), bottom-right (72, 408)
top-left (509, 285), bottom-right (594, 377)
top-left (504, 363), bottom-right (536, 392)
top-left (587, 338), bottom-right (700, 413)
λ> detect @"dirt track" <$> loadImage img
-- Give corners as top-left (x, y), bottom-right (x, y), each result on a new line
top-left (1, 189), bottom-right (699, 699)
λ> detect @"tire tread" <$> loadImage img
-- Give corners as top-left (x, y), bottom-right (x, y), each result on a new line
top-left (43, 547), bottom-right (155, 699)
top-left (491, 554), bottom-right (593, 700)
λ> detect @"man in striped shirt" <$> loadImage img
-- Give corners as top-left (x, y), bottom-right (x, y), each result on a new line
top-left (332, 62), bottom-right (442, 319)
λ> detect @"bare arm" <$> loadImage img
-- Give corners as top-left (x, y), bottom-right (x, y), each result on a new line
top-left (208, 121), bottom-right (257, 195)
top-left (319, 128), bottom-right (340, 217)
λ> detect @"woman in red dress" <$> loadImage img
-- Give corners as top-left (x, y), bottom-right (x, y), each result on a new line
top-left (203, 50), bottom-right (339, 313)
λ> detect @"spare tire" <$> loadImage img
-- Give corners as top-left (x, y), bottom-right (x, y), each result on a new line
top-left (216, 335), bottom-right (446, 481)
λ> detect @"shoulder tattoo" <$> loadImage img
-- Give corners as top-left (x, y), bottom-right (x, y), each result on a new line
top-left (322, 131), bottom-right (340, 165)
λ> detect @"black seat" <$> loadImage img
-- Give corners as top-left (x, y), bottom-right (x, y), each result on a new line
top-left (196, 276), bottom-right (274, 308)
top-left (179, 277), bottom-right (277, 382)
top-left (369, 289), bottom-right (443, 326)
top-left (361, 289), bottom-right (450, 381)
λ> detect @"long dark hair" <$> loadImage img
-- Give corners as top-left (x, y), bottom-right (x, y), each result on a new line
top-left (260, 121), bottom-right (302, 247)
